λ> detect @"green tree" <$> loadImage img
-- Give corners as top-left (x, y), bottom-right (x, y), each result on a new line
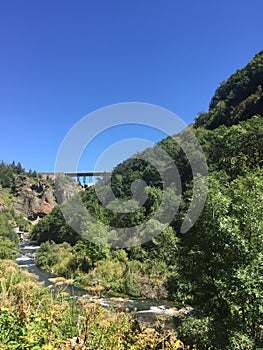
top-left (31, 206), bottom-right (79, 244)
top-left (74, 225), bottom-right (111, 269)
top-left (175, 172), bottom-right (263, 348)
top-left (0, 211), bottom-right (19, 259)
top-left (195, 50), bottom-right (263, 129)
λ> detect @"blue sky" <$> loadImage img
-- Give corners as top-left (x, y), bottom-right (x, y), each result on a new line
top-left (0, 0), bottom-right (262, 172)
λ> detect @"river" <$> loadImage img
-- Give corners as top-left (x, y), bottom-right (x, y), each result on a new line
top-left (16, 240), bottom-right (192, 329)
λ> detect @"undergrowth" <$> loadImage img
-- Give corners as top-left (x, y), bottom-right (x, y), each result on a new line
top-left (0, 260), bottom-right (187, 349)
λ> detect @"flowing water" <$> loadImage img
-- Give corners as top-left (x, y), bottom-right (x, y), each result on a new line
top-left (16, 240), bottom-right (191, 328)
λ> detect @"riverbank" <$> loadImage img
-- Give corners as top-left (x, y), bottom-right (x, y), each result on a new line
top-left (16, 240), bottom-right (193, 331)
top-left (1, 258), bottom-right (187, 349)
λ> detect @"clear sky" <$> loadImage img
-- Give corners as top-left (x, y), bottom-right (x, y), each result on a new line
top-left (0, 0), bottom-right (262, 172)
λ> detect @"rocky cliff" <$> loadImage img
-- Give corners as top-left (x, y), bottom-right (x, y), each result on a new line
top-left (0, 173), bottom-right (82, 223)
top-left (11, 175), bottom-right (56, 222)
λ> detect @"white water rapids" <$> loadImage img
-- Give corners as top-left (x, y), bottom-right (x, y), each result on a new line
top-left (16, 240), bottom-right (193, 329)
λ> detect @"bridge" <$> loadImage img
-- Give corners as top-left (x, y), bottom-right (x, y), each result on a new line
top-left (40, 171), bottom-right (111, 185)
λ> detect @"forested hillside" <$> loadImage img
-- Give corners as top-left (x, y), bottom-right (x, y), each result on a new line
top-left (29, 51), bottom-right (263, 348)
top-left (1, 51), bottom-right (262, 349)
top-left (195, 50), bottom-right (263, 129)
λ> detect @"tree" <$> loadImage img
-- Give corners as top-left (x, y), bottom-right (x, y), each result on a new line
top-left (175, 172), bottom-right (263, 348)
top-left (73, 223), bottom-right (111, 269)
top-left (0, 211), bottom-right (19, 259)
top-left (31, 206), bottom-right (79, 244)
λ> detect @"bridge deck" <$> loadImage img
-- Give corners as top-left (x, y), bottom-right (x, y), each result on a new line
top-left (40, 171), bottom-right (110, 179)
top-left (65, 171), bottom-right (110, 177)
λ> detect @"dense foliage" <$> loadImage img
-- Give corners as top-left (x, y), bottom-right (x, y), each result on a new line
top-left (0, 206), bottom-right (29, 260)
top-left (0, 260), bottom-right (186, 349)
top-left (31, 206), bottom-right (79, 245)
top-left (195, 50), bottom-right (263, 129)
top-left (0, 210), bottom-right (19, 259)
top-left (0, 161), bottom-right (34, 260)
top-left (0, 161), bottom-right (25, 188)
top-left (174, 171), bottom-right (263, 349)
top-left (0, 160), bottom-right (39, 189)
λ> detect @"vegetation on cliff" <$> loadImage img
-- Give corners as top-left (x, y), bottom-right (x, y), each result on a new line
top-left (0, 161), bottom-right (56, 222)
top-left (0, 211), bottom-right (19, 259)
top-left (195, 50), bottom-right (263, 129)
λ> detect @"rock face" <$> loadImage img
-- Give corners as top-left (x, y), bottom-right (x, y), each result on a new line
top-left (54, 175), bottom-right (80, 205)
top-left (1, 174), bottom-right (80, 222)
top-left (11, 176), bottom-right (56, 221)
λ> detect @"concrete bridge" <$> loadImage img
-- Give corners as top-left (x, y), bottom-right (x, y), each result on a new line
top-left (39, 171), bottom-right (110, 184)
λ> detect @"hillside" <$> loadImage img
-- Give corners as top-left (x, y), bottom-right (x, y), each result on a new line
top-left (30, 51), bottom-right (263, 349)
top-left (195, 50), bottom-right (263, 129)
top-left (0, 162), bottom-right (56, 222)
